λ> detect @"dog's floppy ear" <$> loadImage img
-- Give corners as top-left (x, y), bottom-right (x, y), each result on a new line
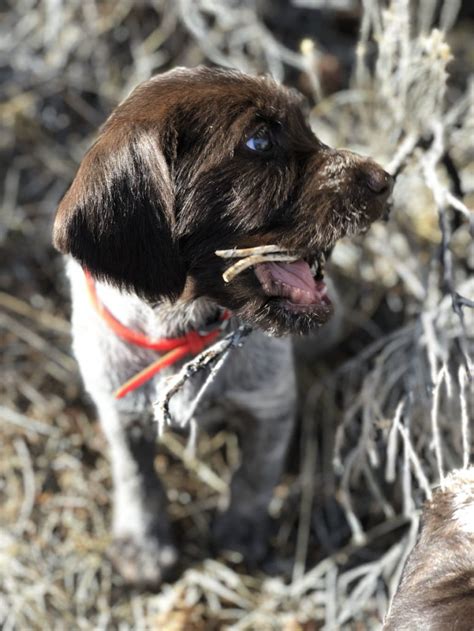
top-left (53, 123), bottom-right (185, 301)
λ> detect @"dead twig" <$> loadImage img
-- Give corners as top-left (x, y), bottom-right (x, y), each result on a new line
top-left (154, 324), bottom-right (252, 431)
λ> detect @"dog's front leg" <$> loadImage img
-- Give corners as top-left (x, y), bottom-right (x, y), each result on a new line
top-left (213, 403), bottom-right (295, 565)
top-left (98, 403), bottom-right (178, 587)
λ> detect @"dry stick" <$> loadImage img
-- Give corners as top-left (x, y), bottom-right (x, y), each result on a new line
top-left (385, 399), bottom-right (405, 483)
top-left (186, 418), bottom-right (199, 458)
top-left (458, 365), bottom-right (471, 469)
top-left (386, 513), bottom-right (421, 616)
top-left (363, 461), bottom-right (395, 519)
top-left (182, 349), bottom-right (235, 430)
top-left (154, 324), bottom-right (252, 431)
top-left (443, 359), bottom-right (453, 399)
top-left (0, 291), bottom-right (70, 334)
top-left (0, 312), bottom-right (76, 373)
top-left (385, 132), bottom-right (418, 177)
top-left (13, 438), bottom-right (36, 535)
top-left (292, 384), bottom-right (322, 583)
top-left (0, 405), bottom-right (58, 436)
top-left (438, 207), bottom-right (467, 319)
top-left (324, 563), bottom-right (338, 631)
top-left (431, 366), bottom-right (446, 486)
top-left (457, 295), bottom-right (474, 309)
top-left (186, 568), bottom-right (253, 609)
top-left (159, 433), bottom-right (227, 494)
top-left (422, 312), bottom-right (442, 385)
top-left (215, 245), bottom-right (301, 282)
top-left (396, 419), bottom-right (433, 501)
top-left (215, 245), bottom-right (288, 258)
top-left (401, 394), bottom-right (415, 515)
top-left (422, 123), bottom-right (473, 374)
top-left (442, 149), bottom-right (465, 200)
top-left (181, 345), bottom-right (237, 457)
top-left (337, 542), bottom-right (406, 626)
top-left (338, 449), bottom-right (366, 546)
top-left (206, 559), bottom-right (253, 595)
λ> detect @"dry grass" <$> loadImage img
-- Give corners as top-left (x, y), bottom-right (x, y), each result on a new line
top-left (1, 0), bottom-right (473, 629)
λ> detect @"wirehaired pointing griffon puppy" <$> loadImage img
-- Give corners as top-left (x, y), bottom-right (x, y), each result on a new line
top-left (53, 67), bottom-right (392, 586)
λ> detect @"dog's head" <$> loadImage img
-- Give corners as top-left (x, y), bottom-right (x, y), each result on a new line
top-left (54, 67), bottom-right (392, 335)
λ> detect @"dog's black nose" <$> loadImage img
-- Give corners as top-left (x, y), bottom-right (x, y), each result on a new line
top-left (363, 167), bottom-right (393, 199)
top-left (357, 163), bottom-right (394, 221)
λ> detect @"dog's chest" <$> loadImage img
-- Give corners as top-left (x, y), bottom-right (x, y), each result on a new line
top-left (154, 334), bottom-right (294, 431)
top-left (68, 260), bottom-right (295, 428)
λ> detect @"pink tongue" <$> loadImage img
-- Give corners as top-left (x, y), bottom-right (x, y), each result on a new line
top-left (266, 260), bottom-right (315, 292)
top-left (254, 260), bottom-right (326, 305)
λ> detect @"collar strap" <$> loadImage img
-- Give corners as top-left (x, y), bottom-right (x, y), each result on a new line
top-left (84, 269), bottom-right (231, 399)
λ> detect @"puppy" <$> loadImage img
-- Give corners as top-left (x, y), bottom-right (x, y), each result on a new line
top-left (384, 468), bottom-right (474, 631)
top-left (53, 67), bottom-right (392, 586)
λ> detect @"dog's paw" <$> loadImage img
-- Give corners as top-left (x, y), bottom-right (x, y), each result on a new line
top-left (108, 535), bottom-right (178, 588)
top-left (212, 511), bottom-right (269, 567)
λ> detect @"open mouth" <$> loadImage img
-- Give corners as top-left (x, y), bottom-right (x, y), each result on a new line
top-left (253, 253), bottom-right (330, 313)
top-left (215, 245), bottom-right (331, 315)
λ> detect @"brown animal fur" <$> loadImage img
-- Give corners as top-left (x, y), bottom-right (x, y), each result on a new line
top-left (384, 468), bottom-right (474, 631)
top-left (54, 66), bottom-right (392, 336)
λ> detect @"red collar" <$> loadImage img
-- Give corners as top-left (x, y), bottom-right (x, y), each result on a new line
top-left (84, 270), bottom-right (230, 399)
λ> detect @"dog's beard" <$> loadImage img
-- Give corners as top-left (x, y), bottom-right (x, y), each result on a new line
top-left (233, 295), bottom-right (334, 336)
top-left (216, 255), bottom-right (334, 336)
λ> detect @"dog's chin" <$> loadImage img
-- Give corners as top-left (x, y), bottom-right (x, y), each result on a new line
top-left (233, 295), bottom-right (334, 336)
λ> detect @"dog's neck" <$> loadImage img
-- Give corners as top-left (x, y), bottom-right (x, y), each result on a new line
top-left (87, 277), bottom-right (227, 341)
top-left (69, 260), bottom-right (233, 342)
top-left (150, 296), bottom-right (229, 338)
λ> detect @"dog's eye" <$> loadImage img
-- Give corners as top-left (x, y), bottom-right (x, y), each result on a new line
top-left (245, 127), bottom-right (273, 152)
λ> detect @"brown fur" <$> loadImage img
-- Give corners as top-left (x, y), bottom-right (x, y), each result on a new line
top-left (53, 66), bottom-right (392, 336)
top-left (384, 469), bottom-right (474, 631)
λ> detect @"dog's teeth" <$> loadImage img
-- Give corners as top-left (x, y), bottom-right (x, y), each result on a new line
top-left (312, 251), bottom-right (326, 279)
